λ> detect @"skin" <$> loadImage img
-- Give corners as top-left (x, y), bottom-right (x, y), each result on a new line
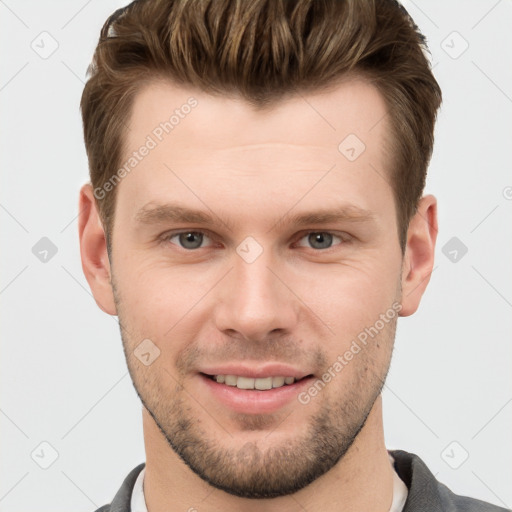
top-left (79, 77), bottom-right (437, 511)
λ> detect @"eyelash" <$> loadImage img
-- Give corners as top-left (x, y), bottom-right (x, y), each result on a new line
top-left (159, 229), bottom-right (351, 252)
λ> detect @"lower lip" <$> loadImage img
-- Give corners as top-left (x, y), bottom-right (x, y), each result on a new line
top-left (199, 374), bottom-right (314, 414)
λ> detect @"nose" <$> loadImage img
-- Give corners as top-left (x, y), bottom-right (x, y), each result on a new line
top-left (213, 244), bottom-right (299, 342)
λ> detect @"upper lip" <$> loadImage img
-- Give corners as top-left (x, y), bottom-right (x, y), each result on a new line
top-left (199, 363), bottom-right (311, 380)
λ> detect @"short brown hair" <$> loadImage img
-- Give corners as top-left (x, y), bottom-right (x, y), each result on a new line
top-left (80, 0), bottom-right (442, 253)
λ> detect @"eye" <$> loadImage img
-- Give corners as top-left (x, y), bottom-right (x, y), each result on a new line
top-left (160, 229), bottom-right (348, 251)
top-left (162, 230), bottom-right (213, 250)
top-left (295, 231), bottom-right (346, 250)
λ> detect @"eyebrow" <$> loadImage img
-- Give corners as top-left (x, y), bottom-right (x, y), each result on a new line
top-left (134, 202), bottom-right (376, 232)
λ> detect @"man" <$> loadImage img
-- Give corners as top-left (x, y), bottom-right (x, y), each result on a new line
top-left (78, 0), bottom-right (508, 511)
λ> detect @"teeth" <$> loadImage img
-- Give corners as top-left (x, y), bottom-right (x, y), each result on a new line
top-left (272, 376), bottom-right (285, 387)
top-left (213, 374), bottom-right (297, 389)
top-left (255, 377), bottom-right (273, 390)
top-left (224, 375), bottom-right (237, 386)
top-left (237, 377), bottom-right (254, 390)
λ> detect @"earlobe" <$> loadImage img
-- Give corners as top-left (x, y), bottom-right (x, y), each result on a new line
top-left (399, 194), bottom-right (438, 317)
top-left (78, 183), bottom-right (117, 315)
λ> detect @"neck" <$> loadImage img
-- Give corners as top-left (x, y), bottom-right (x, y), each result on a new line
top-left (142, 395), bottom-right (394, 512)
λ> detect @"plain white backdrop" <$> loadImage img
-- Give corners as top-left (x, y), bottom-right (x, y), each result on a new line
top-left (1, 1), bottom-right (511, 510)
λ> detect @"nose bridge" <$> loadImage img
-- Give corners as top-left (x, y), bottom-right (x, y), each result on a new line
top-left (214, 238), bottom-right (296, 340)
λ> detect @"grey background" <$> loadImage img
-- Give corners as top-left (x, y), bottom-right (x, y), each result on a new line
top-left (1, 0), bottom-right (511, 510)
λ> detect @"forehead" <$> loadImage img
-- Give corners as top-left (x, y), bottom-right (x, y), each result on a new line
top-left (114, 77), bottom-right (394, 230)
top-left (125, 76), bottom-right (390, 156)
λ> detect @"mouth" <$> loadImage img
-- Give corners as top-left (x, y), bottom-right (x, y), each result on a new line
top-left (201, 373), bottom-right (313, 390)
top-left (197, 364), bottom-right (316, 414)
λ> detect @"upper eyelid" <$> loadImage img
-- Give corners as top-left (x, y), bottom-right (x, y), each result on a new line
top-left (161, 228), bottom-right (216, 242)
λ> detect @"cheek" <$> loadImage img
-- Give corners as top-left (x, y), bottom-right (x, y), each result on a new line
top-left (115, 260), bottom-right (215, 336)
top-left (115, 242), bottom-right (401, 343)
top-left (306, 260), bottom-right (400, 337)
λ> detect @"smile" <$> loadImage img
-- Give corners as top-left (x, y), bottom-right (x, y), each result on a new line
top-left (206, 374), bottom-right (303, 390)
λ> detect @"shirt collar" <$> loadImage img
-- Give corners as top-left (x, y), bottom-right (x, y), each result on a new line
top-left (129, 452), bottom-right (409, 512)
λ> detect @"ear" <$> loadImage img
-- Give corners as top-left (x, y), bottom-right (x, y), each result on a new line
top-left (78, 183), bottom-right (117, 315)
top-left (399, 194), bottom-right (438, 317)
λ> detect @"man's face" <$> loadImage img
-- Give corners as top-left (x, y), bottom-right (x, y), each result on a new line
top-left (109, 78), bottom-right (404, 497)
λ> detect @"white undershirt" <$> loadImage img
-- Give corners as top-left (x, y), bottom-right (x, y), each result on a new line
top-left (388, 453), bottom-right (409, 512)
top-left (130, 453), bottom-right (408, 512)
top-left (130, 465), bottom-right (148, 512)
